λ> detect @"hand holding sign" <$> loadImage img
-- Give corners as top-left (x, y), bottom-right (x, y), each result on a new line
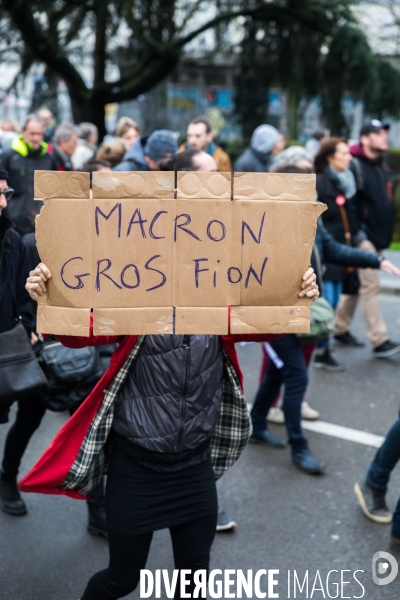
top-left (32, 170), bottom-right (325, 335)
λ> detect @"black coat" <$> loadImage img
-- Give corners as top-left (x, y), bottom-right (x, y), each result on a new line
top-left (349, 149), bottom-right (395, 250)
top-left (1, 139), bottom-right (57, 236)
top-left (0, 214), bottom-right (35, 423)
top-left (317, 173), bottom-right (357, 282)
top-left (234, 147), bottom-right (271, 172)
top-left (312, 222), bottom-right (381, 292)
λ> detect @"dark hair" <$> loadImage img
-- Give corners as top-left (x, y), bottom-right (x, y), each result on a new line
top-left (312, 129), bottom-right (326, 141)
top-left (81, 158), bottom-right (111, 173)
top-left (188, 118), bottom-right (211, 134)
top-left (314, 137), bottom-right (347, 174)
top-left (159, 148), bottom-right (202, 171)
top-left (275, 164), bottom-right (313, 174)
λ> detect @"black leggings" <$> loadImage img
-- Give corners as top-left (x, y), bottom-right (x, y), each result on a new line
top-left (81, 513), bottom-right (217, 600)
top-left (1, 394), bottom-right (46, 479)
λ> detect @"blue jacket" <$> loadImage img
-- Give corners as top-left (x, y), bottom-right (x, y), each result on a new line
top-left (113, 136), bottom-right (149, 171)
top-left (312, 222), bottom-right (381, 290)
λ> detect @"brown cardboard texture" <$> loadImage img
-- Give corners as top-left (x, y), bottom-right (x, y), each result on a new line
top-left (35, 171), bottom-right (325, 335)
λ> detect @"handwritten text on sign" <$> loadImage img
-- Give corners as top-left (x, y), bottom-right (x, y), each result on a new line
top-left (34, 171), bottom-right (325, 334)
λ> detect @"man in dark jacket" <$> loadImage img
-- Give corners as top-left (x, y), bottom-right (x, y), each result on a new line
top-left (234, 124), bottom-right (284, 172)
top-left (49, 124), bottom-right (79, 171)
top-left (0, 165), bottom-right (34, 423)
top-left (114, 129), bottom-right (178, 172)
top-left (334, 120), bottom-right (400, 357)
top-left (1, 114), bottom-right (57, 235)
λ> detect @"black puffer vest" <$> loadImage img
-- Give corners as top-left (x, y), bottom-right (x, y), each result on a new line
top-left (112, 334), bottom-right (224, 453)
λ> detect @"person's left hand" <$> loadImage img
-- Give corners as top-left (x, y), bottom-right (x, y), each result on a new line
top-left (299, 267), bottom-right (319, 300)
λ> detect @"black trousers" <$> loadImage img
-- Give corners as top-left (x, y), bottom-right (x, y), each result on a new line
top-left (1, 394), bottom-right (46, 479)
top-left (1, 394), bottom-right (104, 499)
top-left (81, 513), bottom-right (217, 600)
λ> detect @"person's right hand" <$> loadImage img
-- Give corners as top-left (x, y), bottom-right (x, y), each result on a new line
top-left (26, 263), bottom-right (52, 301)
top-left (380, 260), bottom-right (400, 276)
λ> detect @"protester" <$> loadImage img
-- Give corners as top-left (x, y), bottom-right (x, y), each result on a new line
top-left (23, 175), bottom-right (319, 598)
top-left (37, 107), bottom-right (55, 143)
top-left (50, 124), bottom-right (80, 171)
top-left (270, 145), bottom-right (313, 173)
top-left (96, 138), bottom-right (127, 168)
top-left (234, 124), bottom-right (284, 172)
top-left (313, 138), bottom-right (359, 371)
top-left (334, 120), bottom-right (400, 357)
top-left (1, 114), bottom-right (57, 236)
top-left (81, 158), bottom-right (112, 173)
top-left (0, 164), bottom-right (35, 512)
top-left (178, 117), bottom-right (231, 172)
top-left (71, 122), bottom-right (98, 169)
top-left (114, 129), bottom-right (178, 171)
top-left (0, 119), bottom-right (18, 132)
top-left (115, 117), bottom-right (141, 151)
top-left (354, 416), bottom-right (400, 544)
top-left (304, 129), bottom-right (327, 158)
top-left (251, 165), bottom-right (400, 473)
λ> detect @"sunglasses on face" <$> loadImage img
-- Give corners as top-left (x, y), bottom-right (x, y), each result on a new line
top-left (0, 187), bottom-right (14, 201)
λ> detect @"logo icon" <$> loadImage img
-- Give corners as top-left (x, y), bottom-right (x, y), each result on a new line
top-left (372, 551), bottom-right (398, 586)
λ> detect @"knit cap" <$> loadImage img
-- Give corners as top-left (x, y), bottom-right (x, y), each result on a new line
top-left (144, 130), bottom-right (178, 161)
top-left (251, 125), bottom-right (280, 154)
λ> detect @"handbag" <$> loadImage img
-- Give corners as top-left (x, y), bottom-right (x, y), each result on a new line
top-left (39, 339), bottom-right (104, 412)
top-left (297, 243), bottom-right (335, 343)
top-left (0, 316), bottom-right (48, 408)
top-left (297, 296), bottom-right (335, 342)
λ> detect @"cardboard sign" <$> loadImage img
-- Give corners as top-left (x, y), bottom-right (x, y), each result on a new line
top-left (34, 170), bottom-right (326, 336)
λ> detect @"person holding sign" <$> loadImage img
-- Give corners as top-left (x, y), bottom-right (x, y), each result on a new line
top-left (23, 171), bottom-right (319, 599)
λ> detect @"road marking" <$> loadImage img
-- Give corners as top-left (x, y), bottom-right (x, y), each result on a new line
top-left (301, 420), bottom-right (384, 448)
top-left (246, 403), bottom-right (385, 447)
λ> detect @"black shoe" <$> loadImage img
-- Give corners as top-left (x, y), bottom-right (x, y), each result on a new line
top-left (87, 498), bottom-right (108, 538)
top-left (373, 340), bottom-right (400, 358)
top-left (334, 332), bottom-right (365, 347)
top-left (292, 447), bottom-right (324, 474)
top-left (354, 481), bottom-right (392, 523)
top-left (313, 348), bottom-right (344, 371)
top-left (0, 474), bottom-right (27, 516)
top-left (250, 430), bottom-right (287, 448)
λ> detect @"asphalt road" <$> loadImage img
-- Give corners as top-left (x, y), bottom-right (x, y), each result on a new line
top-left (1, 294), bottom-right (400, 600)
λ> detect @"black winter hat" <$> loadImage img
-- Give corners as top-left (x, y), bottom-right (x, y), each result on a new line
top-left (0, 164), bottom-right (9, 181)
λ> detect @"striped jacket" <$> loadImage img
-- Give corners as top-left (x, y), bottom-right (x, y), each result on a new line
top-left (19, 329), bottom-right (279, 499)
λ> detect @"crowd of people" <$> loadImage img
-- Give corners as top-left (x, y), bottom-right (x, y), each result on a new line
top-left (1, 108), bottom-right (400, 598)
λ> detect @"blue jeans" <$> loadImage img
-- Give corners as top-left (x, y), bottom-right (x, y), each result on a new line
top-left (318, 281), bottom-right (343, 349)
top-left (366, 417), bottom-right (400, 538)
top-left (251, 334), bottom-right (308, 447)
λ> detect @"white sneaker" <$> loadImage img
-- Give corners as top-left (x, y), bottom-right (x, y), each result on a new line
top-left (267, 407), bottom-right (285, 424)
top-left (301, 402), bottom-right (320, 420)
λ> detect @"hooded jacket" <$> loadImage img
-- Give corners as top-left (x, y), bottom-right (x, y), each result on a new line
top-left (1, 136), bottom-right (57, 235)
top-left (349, 144), bottom-right (395, 250)
top-left (113, 136), bottom-right (149, 171)
top-left (234, 147), bottom-right (272, 173)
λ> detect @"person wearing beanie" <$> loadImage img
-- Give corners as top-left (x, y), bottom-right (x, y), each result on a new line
top-left (234, 124), bottom-right (285, 172)
top-left (114, 129), bottom-right (178, 172)
top-left (0, 163), bottom-right (34, 427)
